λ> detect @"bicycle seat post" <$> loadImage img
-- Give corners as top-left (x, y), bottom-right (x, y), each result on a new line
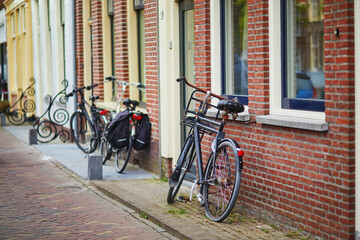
top-left (199, 91), bottom-right (211, 115)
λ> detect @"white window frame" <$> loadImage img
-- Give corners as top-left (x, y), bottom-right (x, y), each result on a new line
top-left (268, 0), bottom-right (325, 120)
top-left (210, 0), bottom-right (249, 114)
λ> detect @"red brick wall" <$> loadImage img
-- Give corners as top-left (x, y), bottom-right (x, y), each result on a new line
top-left (192, 0), bottom-right (355, 239)
top-left (135, 0), bottom-right (160, 174)
top-left (91, 1), bottom-right (104, 99)
top-left (194, 0), bottom-right (211, 90)
top-left (114, 0), bottom-right (129, 90)
top-left (75, 0), bottom-right (84, 90)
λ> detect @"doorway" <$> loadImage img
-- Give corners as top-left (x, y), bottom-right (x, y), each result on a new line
top-left (179, 0), bottom-right (195, 181)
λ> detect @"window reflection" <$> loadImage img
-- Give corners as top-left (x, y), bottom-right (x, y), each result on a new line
top-left (287, 0), bottom-right (324, 100)
top-left (224, 0), bottom-right (248, 96)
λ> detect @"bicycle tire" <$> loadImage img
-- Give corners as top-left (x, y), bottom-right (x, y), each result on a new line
top-left (70, 111), bottom-right (97, 154)
top-left (203, 139), bottom-right (242, 222)
top-left (100, 138), bottom-right (112, 164)
top-left (167, 135), bottom-right (195, 204)
top-left (114, 137), bottom-right (133, 173)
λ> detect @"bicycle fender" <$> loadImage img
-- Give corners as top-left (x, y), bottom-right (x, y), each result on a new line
top-left (169, 153), bottom-right (186, 187)
top-left (219, 138), bottom-right (244, 171)
top-left (169, 136), bottom-right (194, 187)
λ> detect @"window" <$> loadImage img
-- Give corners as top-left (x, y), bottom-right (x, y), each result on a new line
top-left (108, 0), bottom-right (115, 101)
top-left (281, 0), bottom-right (324, 111)
top-left (137, 9), bottom-right (145, 102)
top-left (221, 0), bottom-right (248, 105)
top-left (22, 6), bottom-right (26, 33)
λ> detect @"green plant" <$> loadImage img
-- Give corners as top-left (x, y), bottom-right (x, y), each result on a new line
top-left (168, 208), bottom-right (187, 215)
top-left (285, 228), bottom-right (304, 239)
top-left (159, 176), bottom-right (168, 182)
top-left (140, 212), bottom-right (148, 219)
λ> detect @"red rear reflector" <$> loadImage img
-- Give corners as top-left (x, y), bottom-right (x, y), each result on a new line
top-left (100, 110), bottom-right (108, 115)
top-left (133, 114), bottom-right (142, 120)
top-left (237, 149), bottom-right (244, 157)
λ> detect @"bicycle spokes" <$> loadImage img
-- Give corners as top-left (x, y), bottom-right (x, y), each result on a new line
top-left (205, 142), bottom-right (239, 221)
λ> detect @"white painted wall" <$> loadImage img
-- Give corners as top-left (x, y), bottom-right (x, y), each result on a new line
top-left (158, 0), bottom-right (181, 161)
top-left (31, 0), bottom-right (75, 126)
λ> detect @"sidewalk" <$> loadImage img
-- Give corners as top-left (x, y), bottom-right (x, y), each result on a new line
top-left (3, 126), bottom-right (296, 240)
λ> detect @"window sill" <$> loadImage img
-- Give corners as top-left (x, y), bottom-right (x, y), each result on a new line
top-left (96, 101), bottom-right (118, 111)
top-left (256, 114), bottom-right (328, 132)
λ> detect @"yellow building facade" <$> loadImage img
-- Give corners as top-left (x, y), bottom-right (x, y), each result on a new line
top-left (4, 0), bottom-right (33, 107)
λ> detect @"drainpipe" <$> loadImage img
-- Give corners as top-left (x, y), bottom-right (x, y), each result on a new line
top-left (355, 1), bottom-right (360, 239)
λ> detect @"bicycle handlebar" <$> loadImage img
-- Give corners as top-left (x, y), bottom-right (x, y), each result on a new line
top-left (104, 76), bottom-right (146, 91)
top-left (65, 84), bottom-right (99, 98)
top-left (176, 77), bottom-right (226, 100)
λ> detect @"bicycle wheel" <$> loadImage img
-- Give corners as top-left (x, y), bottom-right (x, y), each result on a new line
top-left (100, 138), bottom-right (112, 164)
top-left (167, 135), bottom-right (195, 204)
top-left (70, 111), bottom-right (97, 153)
top-left (114, 137), bottom-right (133, 173)
top-left (203, 139), bottom-right (242, 222)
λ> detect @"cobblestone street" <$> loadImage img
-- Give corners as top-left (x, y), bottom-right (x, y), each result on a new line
top-left (0, 128), bottom-right (174, 240)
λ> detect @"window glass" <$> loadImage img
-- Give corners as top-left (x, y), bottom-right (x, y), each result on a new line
top-left (283, 0), bottom-right (324, 110)
top-left (222, 0), bottom-right (248, 99)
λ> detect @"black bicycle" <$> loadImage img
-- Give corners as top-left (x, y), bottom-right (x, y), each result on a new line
top-left (66, 84), bottom-right (108, 154)
top-left (113, 99), bottom-right (145, 173)
top-left (167, 77), bottom-right (245, 222)
top-left (101, 76), bottom-right (146, 173)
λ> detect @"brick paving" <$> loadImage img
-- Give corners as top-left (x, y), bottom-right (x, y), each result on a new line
top-left (0, 128), bottom-right (175, 240)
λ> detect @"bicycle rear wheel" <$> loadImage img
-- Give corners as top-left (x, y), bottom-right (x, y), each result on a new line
top-left (203, 140), bottom-right (242, 222)
top-left (167, 135), bottom-right (195, 204)
top-left (70, 111), bottom-right (97, 153)
top-left (114, 137), bottom-right (133, 173)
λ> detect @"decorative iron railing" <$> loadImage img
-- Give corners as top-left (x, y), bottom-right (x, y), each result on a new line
top-left (6, 77), bottom-right (36, 125)
top-left (33, 79), bottom-right (71, 143)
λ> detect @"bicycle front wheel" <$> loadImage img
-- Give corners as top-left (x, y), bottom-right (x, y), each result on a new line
top-left (167, 135), bottom-right (195, 204)
top-left (100, 138), bottom-right (112, 165)
top-left (114, 137), bottom-right (133, 173)
top-left (203, 140), bottom-right (242, 222)
top-left (70, 111), bottom-right (97, 153)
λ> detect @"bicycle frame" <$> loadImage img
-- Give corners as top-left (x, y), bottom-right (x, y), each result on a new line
top-left (181, 90), bottom-right (228, 200)
top-left (76, 90), bottom-right (100, 139)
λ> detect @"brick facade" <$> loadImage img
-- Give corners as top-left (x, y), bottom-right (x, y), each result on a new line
top-left (75, 0), bottom-right (160, 174)
top-left (193, 1), bottom-right (355, 239)
top-left (75, 0), bottom-right (84, 91)
top-left (74, 0), bottom-right (356, 239)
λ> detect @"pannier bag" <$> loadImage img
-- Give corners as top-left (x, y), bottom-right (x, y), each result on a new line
top-left (107, 110), bottom-right (131, 149)
top-left (133, 114), bottom-right (152, 150)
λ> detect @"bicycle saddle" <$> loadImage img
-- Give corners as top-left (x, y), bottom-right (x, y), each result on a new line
top-left (123, 98), bottom-right (139, 108)
top-left (217, 99), bottom-right (244, 114)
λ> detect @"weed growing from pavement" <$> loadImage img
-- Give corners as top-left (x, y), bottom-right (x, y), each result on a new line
top-left (285, 228), bottom-right (312, 239)
top-left (168, 208), bottom-right (187, 215)
top-left (158, 176), bottom-right (168, 183)
top-left (140, 212), bottom-right (148, 219)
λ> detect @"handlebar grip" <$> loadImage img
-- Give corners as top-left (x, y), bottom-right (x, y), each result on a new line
top-left (105, 76), bottom-right (116, 81)
top-left (177, 77), bottom-right (186, 82)
top-left (86, 84), bottom-right (99, 90)
top-left (138, 83), bottom-right (146, 89)
top-left (65, 92), bottom-right (74, 98)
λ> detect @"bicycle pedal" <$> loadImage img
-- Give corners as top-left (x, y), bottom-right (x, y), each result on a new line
top-left (176, 196), bottom-right (189, 203)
